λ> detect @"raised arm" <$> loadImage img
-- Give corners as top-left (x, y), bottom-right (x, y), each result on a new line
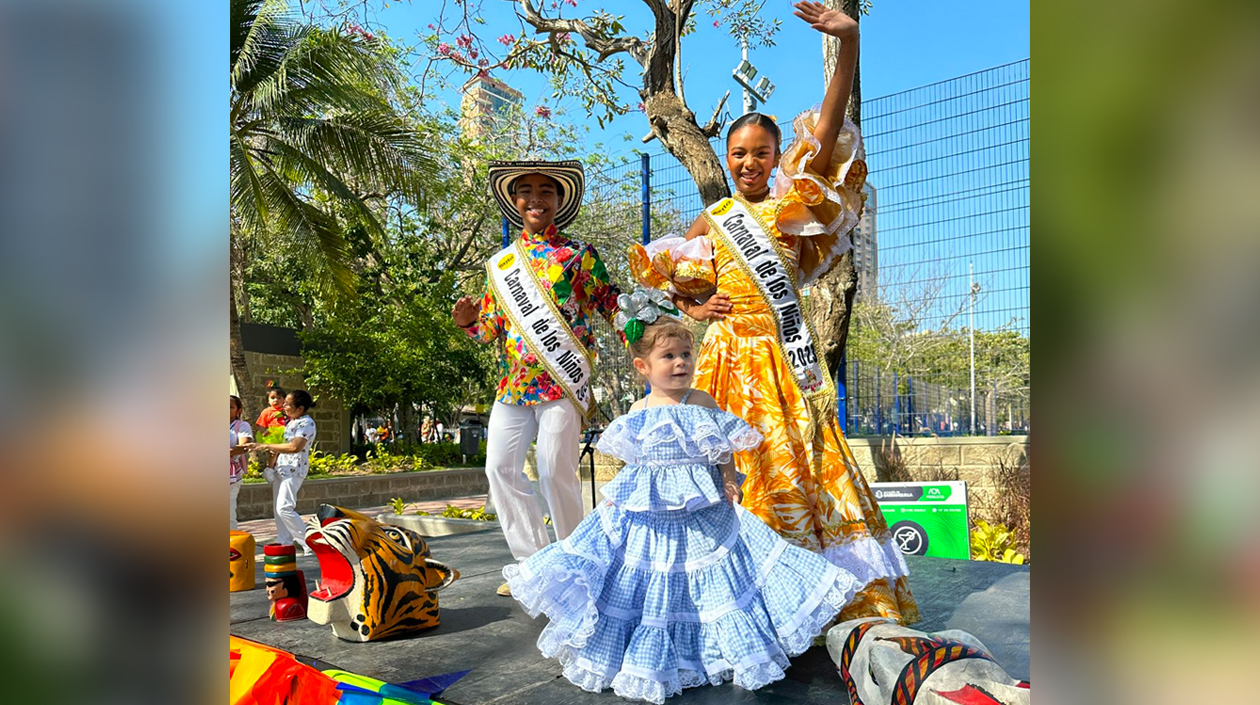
top-left (792, 1), bottom-right (859, 170)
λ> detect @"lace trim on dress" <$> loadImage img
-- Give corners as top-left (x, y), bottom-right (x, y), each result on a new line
top-left (820, 534), bottom-right (911, 587)
top-left (538, 579), bottom-right (856, 704)
top-left (596, 406), bottom-right (762, 465)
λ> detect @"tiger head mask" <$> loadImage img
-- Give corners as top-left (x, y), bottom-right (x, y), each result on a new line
top-left (305, 504), bottom-right (459, 642)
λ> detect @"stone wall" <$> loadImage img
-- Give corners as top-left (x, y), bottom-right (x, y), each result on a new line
top-left (524, 435), bottom-right (1028, 496)
top-left (523, 446), bottom-right (624, 482)
top-left (237, 350), bottom-right (351, 455)
top-left (236, 468), bottom-right (489, 520)
top-left (845, 435), bottom-right (1029, 508)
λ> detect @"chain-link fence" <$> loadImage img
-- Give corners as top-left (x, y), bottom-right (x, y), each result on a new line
top-left (566, 60), bottom-right (1030, 436)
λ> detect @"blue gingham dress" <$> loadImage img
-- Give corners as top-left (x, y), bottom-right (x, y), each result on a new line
top-left (502, 403), bottom-right (863, 704)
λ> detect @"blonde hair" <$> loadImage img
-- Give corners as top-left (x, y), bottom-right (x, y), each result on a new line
top-left (628, 318), bottom-right (694, 361)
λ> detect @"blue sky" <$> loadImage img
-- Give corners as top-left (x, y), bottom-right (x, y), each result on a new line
top-left (374, 0), bottom-right (1029, 161)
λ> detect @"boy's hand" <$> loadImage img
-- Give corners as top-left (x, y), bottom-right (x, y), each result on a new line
top-left (792, 1), bottom-right (858, 39)
top-left (452, 296), bottom-right (479, 328)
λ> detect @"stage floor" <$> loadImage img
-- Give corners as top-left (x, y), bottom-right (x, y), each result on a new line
top-left (231, 525), bottom-right (1029, 705)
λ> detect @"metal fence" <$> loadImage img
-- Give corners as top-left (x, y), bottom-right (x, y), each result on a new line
top-left (560, 59), bottom-right (1030, 436)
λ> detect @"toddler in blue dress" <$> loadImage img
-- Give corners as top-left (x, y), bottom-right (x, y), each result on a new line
top-left (503, 288), bottom-right (864, 703)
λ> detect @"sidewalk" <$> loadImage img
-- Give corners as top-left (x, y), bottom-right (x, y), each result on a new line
top-left (237, 494), bottom-right (489, 548)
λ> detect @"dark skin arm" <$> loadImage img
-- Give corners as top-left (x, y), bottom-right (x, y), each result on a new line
top-left (792, 1), bottom-right (859, 170)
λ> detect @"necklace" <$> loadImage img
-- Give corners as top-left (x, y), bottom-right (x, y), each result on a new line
top-left (736, 186), bottom-right (770, 203)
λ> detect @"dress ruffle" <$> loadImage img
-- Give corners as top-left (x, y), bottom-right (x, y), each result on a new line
top-left (820, 534), bottom-right (911, 587)
top-left (503, 502), bottom-right (860, 705)
top-left (771, 108), bottom-right (868, 287)
top-left (628, 236), bottom-right (717, 299)
top-left (599, 461), bottom-right (738, 512)
top-left (596, 404), bottom-right (762, 466)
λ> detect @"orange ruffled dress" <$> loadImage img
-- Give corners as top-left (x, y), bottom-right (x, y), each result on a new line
top-left (647, 110), bottom-right (919, 625)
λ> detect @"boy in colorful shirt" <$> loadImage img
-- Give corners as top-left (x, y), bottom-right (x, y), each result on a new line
top-left (452, 160), bottom-right (621, 596)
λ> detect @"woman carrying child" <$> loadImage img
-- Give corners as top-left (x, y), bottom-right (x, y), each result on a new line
top-left (245, 389), bottom-right (318, 556)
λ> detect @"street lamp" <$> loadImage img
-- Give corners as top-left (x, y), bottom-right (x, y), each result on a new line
top-left (732, 37), bottom-right (775, 114)
top-left (968, 263), bottom-right (982, 435)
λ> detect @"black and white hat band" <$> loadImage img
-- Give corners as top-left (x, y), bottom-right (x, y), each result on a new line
top-left (487, 159), bottom-right (585, 232)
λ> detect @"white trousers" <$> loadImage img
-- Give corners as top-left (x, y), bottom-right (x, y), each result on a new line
top-left (265, 466), bottom-right (309, 552)
top-left (486, 398), bottom-right (583, 560)
top-left (230, 481), bottom-right (242, 531)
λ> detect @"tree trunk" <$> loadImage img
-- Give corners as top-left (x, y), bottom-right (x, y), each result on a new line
top-left (643, 91), bottom-right (731, 206)
top-left (400, 402), bottom-right (416, 444)
top-left (230, 273), bottom-right (258, 425)
top-left (640, 0), bottom-right (730, 207)
top-left (810, 0), bottom-right (863, 377)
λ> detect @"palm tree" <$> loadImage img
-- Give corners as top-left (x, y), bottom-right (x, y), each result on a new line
top-left (230, 0), bottom-right (435, 420)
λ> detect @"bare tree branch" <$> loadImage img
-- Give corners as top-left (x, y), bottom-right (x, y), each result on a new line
top-left (518, 0), bottom-right (648, 65)
top-left (700, 90), bottom-right (731, 138)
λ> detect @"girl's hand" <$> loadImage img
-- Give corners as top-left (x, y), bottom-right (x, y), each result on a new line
top-left (686, 292), bottom-right (733, 321)
top-left (452, 296), bottom-right (479, 328)
top-left (723, 477), bottom-right (743, 504)
top-left (792, 1), bottom-right (858, 39)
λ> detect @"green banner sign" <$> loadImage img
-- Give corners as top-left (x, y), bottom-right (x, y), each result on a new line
top-left (871, 481), bottom-right (970, 560)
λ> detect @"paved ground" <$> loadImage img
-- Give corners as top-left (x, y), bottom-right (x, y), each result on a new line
top-left (232, 497), bottom-right (1029, 705)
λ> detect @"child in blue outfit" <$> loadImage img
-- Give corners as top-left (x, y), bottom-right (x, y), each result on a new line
top-left (503, 287), bottom-right (864, 704)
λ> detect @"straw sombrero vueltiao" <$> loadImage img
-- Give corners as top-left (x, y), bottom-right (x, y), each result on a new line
top-left (488, 160), bottom-right (585, 232)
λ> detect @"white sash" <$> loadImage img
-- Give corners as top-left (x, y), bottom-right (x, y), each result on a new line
top-left (486, 241), bottom-right (595, 418)
top-left (703, 197), bottom-right (832, 399)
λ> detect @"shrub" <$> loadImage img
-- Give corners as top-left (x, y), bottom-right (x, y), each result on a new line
top-left (365, 447), bottom-right (433, 474)
top-left (308, 450), bottom-right (361, 477)
top-left (393, 441), bottom-right (487, 468)
top-left (970, 519), bottom-right (1026, 564)
top-left (970, 445), bottom-right (1031, 559)
top-left (389, 497), bottom-right (408, 515)
top-left (415, 504), bottom-right (497, 521)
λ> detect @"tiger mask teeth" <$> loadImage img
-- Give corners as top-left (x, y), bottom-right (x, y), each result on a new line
top-left (303, 504), bottom-right (459, 642)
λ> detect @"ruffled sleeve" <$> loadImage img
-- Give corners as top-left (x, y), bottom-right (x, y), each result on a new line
top-left (595, 406), bottom-right (764, 512)
top-left (771, 108), bottom-right (868, 287)
top-left (595, 413), bottom-right (642, 464)
top-left (709, 409), bottom-right (762, 457)
top-left (628, 236), bottom-right (717, 299)
top-left (596, 406), bottom-right (762, 466)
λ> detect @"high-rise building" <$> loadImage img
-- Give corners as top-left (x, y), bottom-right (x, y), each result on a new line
top-left (851, 181), bottom-right (878, 300)
top-left (459, 74), bottom-right (523, 141)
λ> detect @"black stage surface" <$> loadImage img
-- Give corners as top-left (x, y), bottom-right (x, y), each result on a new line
top-left (231, 526), bottom-right (1030, 704)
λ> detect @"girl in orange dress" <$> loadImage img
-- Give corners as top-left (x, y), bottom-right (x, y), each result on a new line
top-left (630, 2), bottom-right (917, 624)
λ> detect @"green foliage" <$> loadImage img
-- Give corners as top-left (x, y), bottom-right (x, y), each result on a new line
top-left (415, 505), bottom-right (497, 522)
top-left (389, 497), bottom-right (408, 515)
top-left (849, 295), bottom-right (1030, 424)
top-left (970, 519), bottom-right (1027, 564)
top-left (389, 441), bottom-right (488, 468)
top-left (308, 450), bottom-right (360, 477)
top-left (365, 447), bottom-right (432, 474)
top-left (230, 0), bottom-right (436, 294)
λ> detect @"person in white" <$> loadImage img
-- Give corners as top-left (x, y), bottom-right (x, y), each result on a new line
top-left (451, 160), bottom-right (621, 596)
top-left (246, 389), bottom-right (318, 555)
top-left (229, 395), bottom-right (253, 530)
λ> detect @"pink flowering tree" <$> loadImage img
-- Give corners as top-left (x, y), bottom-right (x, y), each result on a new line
top-left (416, 0), bottom-right (799, 207)
top-left (418, 0), bottom-right (872, 377)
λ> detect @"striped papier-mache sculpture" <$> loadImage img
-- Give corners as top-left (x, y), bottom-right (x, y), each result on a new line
top-left (263, 543), bottom-right (308, 622)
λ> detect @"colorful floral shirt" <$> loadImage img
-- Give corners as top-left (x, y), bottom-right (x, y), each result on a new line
top-left (465, 224), bottom-right (622, 406)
